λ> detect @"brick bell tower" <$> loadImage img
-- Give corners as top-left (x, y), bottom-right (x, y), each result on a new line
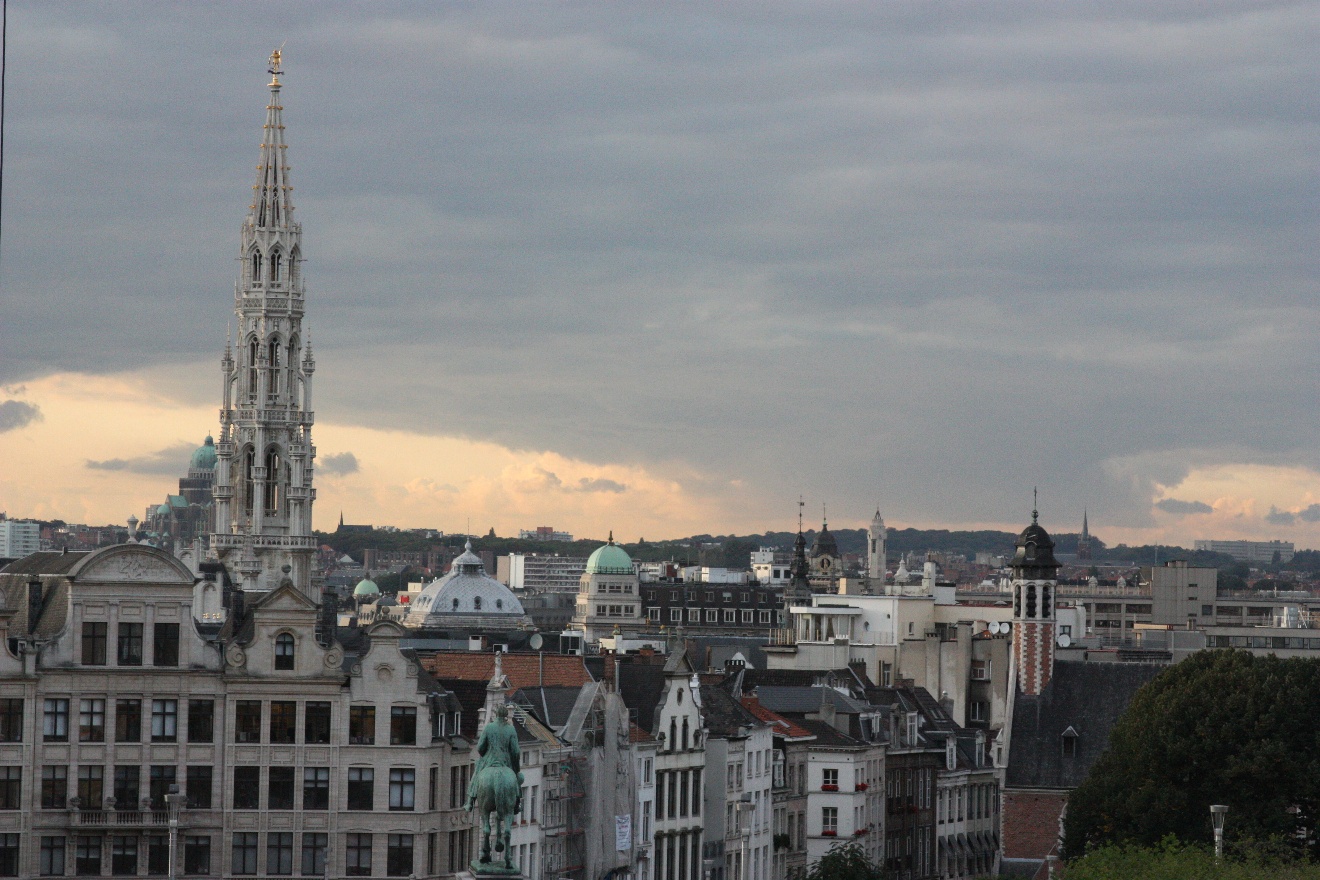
top-left (1010, 498), bottom-right (1061, 696)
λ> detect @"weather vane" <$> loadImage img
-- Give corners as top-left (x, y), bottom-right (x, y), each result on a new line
top-left (268, 43), bottom-right (286, 86)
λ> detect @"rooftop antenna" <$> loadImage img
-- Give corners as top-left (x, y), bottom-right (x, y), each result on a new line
top-left (798, 496), bottom-right (804, 533)
top-left (1032, 487), bottom-right (1039, 524)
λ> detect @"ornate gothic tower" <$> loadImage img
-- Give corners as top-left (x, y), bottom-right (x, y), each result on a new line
top-left (212, 50), bottom-right (317, 596)
top-left (1010, 506), bottom-right (1061, 696)
top-left (868, 507), bottom-right (887, 590)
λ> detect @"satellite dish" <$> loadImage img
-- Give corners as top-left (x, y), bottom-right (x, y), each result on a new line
top-left (1057, 633), bottom-right (1072, 648)
top-left (988, 621), bottom-right (1001, 635)
top-left (529, 633), bottom-right (544, 651)
top-left (1000, 623), bottom-right (1011, 637)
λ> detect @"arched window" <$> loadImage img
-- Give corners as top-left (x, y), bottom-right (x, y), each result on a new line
top-left (495, 599), bottom-right (503, 610)
top-left (452, 598), bottom-right (459, 611)
top-left (242, 448), bottom-right (255, 517)
top-left (251, 251), bottom-right (263, 284)
top-left (268, 339), bottom-right (280, 368)
top-left (275, 633), bottom-right (295, 670)
top-left (473, 596), bottom-right (483, 611)
top-left (264, 448), bottom-right (281, 514)
top-left (270, 251), bottom-right (282, 283)
top-left (289, 248), bottom-right (300, 287)
top-left (248, 339), bottom-right (259, 397)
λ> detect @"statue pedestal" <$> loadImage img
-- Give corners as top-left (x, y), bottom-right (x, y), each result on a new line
top-left (455, 869), bottom-right (522, 880)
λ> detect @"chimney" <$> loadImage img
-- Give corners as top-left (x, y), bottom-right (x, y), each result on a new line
top-left (27, 578), bottom-right (43, 634)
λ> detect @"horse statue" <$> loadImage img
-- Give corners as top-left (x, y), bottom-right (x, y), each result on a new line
top-left (465, 703), bottom-right (524, 874)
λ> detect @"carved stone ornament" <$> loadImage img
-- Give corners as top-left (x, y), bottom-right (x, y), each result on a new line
top-left (324, 646), bottom-right (344, 669)
top-left (225, 644), bottom-right (247, 668)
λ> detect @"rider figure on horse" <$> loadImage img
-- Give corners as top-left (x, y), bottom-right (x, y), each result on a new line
top-left (465, 703), bottom-right (525, 871)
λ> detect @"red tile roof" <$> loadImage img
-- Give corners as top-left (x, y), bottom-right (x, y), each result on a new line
top-left (421, 651), bottom-right (595, 690)
top-left (740, 695), bottom-right (816, 740)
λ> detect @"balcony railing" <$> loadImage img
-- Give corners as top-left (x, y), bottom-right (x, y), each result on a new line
top-left (71, 810), bottom-right (172, 828)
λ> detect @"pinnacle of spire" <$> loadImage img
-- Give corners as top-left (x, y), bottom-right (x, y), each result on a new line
top-left (608, 530), bottom-right (614, 545)
top-left (249, 50), bottom-right (295, 231)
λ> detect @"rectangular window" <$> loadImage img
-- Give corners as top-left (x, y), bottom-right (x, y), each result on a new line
top-left (41, 766), bottom-right (67, 809)
top-left (232, 833), bottom-right (259, 876)
top-left (146, 836), bottom-right (168, 875)
top-left (115, 699), bottom-right (141, 742)
top-left (235, 701), bottom-right (261, 743)
top-left (40, 837), bottom-right (65, 877)
top-left (971, 658), bottom-right (991, 680)
top-left (301, 834), bottom-right (327, 877)
top-left (186, 766), bottom-right (212, 809)
top-left (303, 767), bottom-right (330, 810)
top-left (387, 834), bottom-right (414, 877)
top-left (724, 609), bottom-right (736, 623)
top-left (822, 806), bottom-right (838, 834)
top-left (348, 767), bottom-right (374, 810)
top-left (233, 767), bottom-right (260, 810)
top-left (77, 765), bottom-right (103, 808)
top-left (117, 622), bottom-right (144, 666)
top-left (346, 833), bottom-right (373, 876)
top-left (741, 609), bottom-right (753, 624)
top-left (706, 609), bottom-right (718, 623)
top-left (390, 706), bottom-right (417, 745)
top-left (688, 608), bottom-right (701, 622)
top-left (43, 698), bottom-right (69, 742)
top-left (152, 623), bottom-right (180, 666)
top-left (0, 768), bottom-right (19, 810)
top-left (389, 767), bottom-right (416, 811)
top-left (111, 836), bottom-right (138, 875)
top-left (75, 835), bottom-right (101, 876)
top-left (429, 766), bottom-right (438, 811)
top-left (151, 699), bottom-right (178, 742)
top-left (148, 765), bottom-right (175, 810)
top-left (78, 698), bottom-right (105, 743)
top-left (648, 608), bottom-right (660, 622)
top-left (349, 705), bottom-right (375, 744)
top-left (759, 610), bottom-right (771, 624)
top-left (269, 701), bottom-right (297, 744)
top-left (670, 608), bottom-right (682, 622)
top-left (268, 767), bottom-right (295, 810)
top-left (822, 768), bottom-right (838, 788)
top-left (183, 836), bottom-right (211, 876)
top-left (304, 702), bottom-right (331, 744)
top-left (186, 700), bottom-right (213, 743)
top-left (82, 621), bottom-right (107, 665)
top-left (970, 701), bottom-right (988, 722)
top-left (0, 834), bottom-right (18, 877)
top-left (266, 832), bottom-right (294, 876)
top-left (113, 766), bottom-right (140, 811)
top-left (0, 700), bottom-right (21, 743)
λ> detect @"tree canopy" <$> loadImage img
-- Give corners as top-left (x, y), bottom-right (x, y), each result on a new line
top-left (1067, 840), bottom-right (1320, 880)
top-left (1064, 650), bottom-right (1320, 859)
top-left (803, 842), bottom-right (883, 880)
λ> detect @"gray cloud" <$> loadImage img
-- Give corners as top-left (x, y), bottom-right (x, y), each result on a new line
top-left (321, 452), bottom-right (360, 476)
top-left (577, 477), bottom-right (627, 494)
top-left (1300, 504), bottom-right (1320, 523)
top-left (86, 443), bottom-right (195, 476)
top-left (1266, 506), bottom-right (1297, 526)
top-left (0, 400), bottom-right (41, 433)
top-left (4, 4), bottom-right (1319, 536)
top-left (1154, 498), bottom-right (1213, 516)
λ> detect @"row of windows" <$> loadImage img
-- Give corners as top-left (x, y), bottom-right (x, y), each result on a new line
top-left (0, 764), bottom-right (209, 811)
top-left (645, 590), bottom-right (778, 606)
top-left (654, 768), bottom-right (702, 820)
top-left (655, 608), bottom-right (774, 625)
top-left (234, 765), bottom-right (427, 812)
top-left (0, 699), bottom-right (425, 746)
top-left (937, 783), bottom-right (998, 824)
top-left (79, 622), bottom-right (179, 667)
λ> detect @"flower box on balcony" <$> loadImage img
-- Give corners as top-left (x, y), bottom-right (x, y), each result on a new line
top-left (856, 783), bottom-right (868, 792)
top-left (821, 784), bottom-right (838, 791)
top-left (854, 828), bottom-right (868, 836)
top-left (821, 830), bottom-right (837, 837)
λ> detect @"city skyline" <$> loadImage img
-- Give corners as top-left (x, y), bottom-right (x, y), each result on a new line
top-left (1, 3), bottom-right (1317, 547)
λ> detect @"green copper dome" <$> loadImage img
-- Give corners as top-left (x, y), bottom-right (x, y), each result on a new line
top-left (585, 533), bottom-right (634, 575)
top-left (190, 435), bottom-right (217, 471)
top-left (353, 577), bottom-right (380, 597)
top-left (156, 503), bottom-right (172, 516)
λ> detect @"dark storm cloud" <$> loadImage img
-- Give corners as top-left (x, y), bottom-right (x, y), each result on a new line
top-left (1154, 498), bottom-right (1213, 516)
top-left (3, 2), bottom-right (1318, 533)
top-left (86, 443), bottom-right (195, 476)
top-left (321, 452), bottom-right (360, 476)
top-left (1266, 506), bottom-right (1297, 526)
top-left (0, 400), bottom-right (41, 433)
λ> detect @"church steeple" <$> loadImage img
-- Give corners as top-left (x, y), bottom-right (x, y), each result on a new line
top-left (212, 50), bottom-right (317, 597)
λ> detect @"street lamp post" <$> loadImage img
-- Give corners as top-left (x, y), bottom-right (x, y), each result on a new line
top-left (737, 794), bottom-right (754, 880)
top-left (1210, 804), bottom-right (1229, 860)
top-left (164, 784), bottom-right (187, 880)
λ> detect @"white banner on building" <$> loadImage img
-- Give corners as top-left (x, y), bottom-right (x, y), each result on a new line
top-left (615, 814), bottom-right (632, 851)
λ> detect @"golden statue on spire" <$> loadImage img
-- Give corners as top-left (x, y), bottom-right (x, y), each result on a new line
top-left (268, 46), bottom-right (284, 86)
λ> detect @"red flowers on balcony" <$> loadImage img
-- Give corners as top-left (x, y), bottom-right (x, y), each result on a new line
top-left (821, 830), bottom-right (837, 837)
top-left (821, 784), bottom-right (839, 791)
top-left (856, 783), bottom-right (869, 792)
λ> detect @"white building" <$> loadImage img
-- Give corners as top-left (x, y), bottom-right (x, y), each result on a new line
top-left (570, 537), bottom-right (642, 646)
top-left (699, 685), bottom-right (773, 880)
top-left (500, 553), bottom-right (587, 592)
top-left (0, 520), bottom-right (39, 559)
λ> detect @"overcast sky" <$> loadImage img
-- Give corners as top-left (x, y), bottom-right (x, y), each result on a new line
top-left (1, 2), bottom-right (1317, 546)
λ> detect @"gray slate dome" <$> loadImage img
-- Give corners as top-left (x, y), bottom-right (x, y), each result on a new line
top-left (406, 540), bottom-right (528, 628)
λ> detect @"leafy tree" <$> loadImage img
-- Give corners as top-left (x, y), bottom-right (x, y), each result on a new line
top-left (1067, 839), bottom-right (1320, 880)
top-left (803, 842), bottom-right (883, 880)
top-left (1064, 651), bottom-right (1320, 860)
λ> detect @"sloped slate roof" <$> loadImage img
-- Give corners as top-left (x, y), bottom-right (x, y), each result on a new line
top-left (511, 686), bottom-right (586, 730)
top-left (1006, 659), bottom-right (1165, 790)
top-left (699, 683), bottom-right (764, 737)
top-left (795, 717), bottom-right (865, 748)
top-left (754, 685), bottom-right (871, 716)
top-left (740, 697), bottom-right (816, 740)
top-left (1, 551), bottom-right (89, 575)
top-left (618, 662), bottom-right (667, 734)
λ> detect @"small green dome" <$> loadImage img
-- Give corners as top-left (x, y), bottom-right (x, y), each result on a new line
top-left (585, 534), bottom-right (634, 575)
top-left (156, 503), bottom-right (172, 516)
top-left (353, 577), bottom-right (379, 597)
top-left (190, 435), bottom-right (217, 471)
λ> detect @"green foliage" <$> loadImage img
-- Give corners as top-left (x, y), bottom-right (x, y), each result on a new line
top-left (1065, 839), bottom-right (1320, 880)
top-left (803, 842), bottom-right (883, 880)
top-left (1064, 650), bottom-right (1320, 860)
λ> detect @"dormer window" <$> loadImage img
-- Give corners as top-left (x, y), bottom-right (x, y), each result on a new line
top-left (1061, 726), bottom-right (1078, 758)
top-left (473, 597), bottom-right (482, 611)
top-left (274, 633), bottom-right (295, 670)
